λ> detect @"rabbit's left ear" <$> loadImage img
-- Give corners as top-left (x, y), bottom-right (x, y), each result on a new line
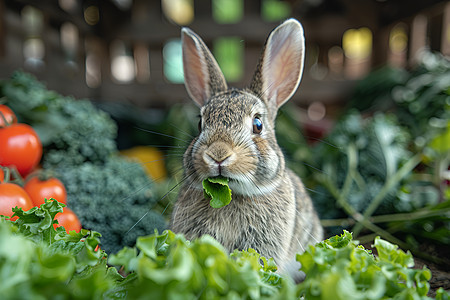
top-left (182, 28), bottom-right (228, 107)
top-left (250, 19), bottom-right (305, 109)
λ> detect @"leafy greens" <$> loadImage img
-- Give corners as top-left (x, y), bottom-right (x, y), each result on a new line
top-left (203, 176), bottom-right (232, 208)
top-left (1, 200), bottom-right (447, 299)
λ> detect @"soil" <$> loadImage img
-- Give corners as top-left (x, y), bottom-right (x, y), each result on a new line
top-left (410, 242), bottom-right (449, 297)
top-left (414, 255), bottom-right (450, 297)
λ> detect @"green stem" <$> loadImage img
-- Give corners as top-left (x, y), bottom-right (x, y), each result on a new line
top-left (357, 225), bottom-right (448, 266)
top-left (437, 155), bottom-right (450, 197)
top-left (352, 153), bottom-right (422, 236)
top-left (320, 206), bottom-right (449, 227)
top-left (340, 143), bottom-right (358, 200)
top-left (321, 174), bottom-right (360, 219)
top-left (0, 166), bottom-right (11, 182)
top-left (355, 217), bottom-right (410, 249)
top-left (0, 110), bottom-right (8, 126)
top-left (10, 166), bottom-right (25, 186)
top-left (320, 218), bottom-right (355, 227)
top-left (322, 176), bottom-right (411, 252)
top-left (368, 207), bottom-right (450, 223)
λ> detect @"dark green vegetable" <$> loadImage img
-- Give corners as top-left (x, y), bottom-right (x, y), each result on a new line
top-left (50, 155), bottom-right (167, 254)
top-left (349, 52), bottom-right (450, 139)
top-left (311, 111), bottom-right (414, 218)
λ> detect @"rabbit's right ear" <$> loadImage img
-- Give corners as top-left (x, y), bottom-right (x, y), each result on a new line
top-left (249, 19), bottom-right (305, 111)
top-left (182, 28), bottom-right (228, 107)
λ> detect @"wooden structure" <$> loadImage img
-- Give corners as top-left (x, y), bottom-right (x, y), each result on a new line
top-left (0, 0), bottom-right (448, 125)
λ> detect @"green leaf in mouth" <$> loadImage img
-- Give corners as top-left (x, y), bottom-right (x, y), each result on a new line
top-left (202, 176), bottom-right (232, 208)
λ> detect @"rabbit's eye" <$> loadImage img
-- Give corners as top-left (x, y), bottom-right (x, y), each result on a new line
top-left (198, 118), bottom-right (202, 133)
top-left (252, 116), bottom-right (263, 134)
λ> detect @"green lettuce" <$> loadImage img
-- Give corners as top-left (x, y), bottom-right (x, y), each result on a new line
top-left (297, 231), bottom-right (434, 300)
top-left (0, 199), bottom-right (124, 299)
top-left (1, 201), bottom-right (447, 299)
top-left (203, 176), bottom-right (232, 208)
top-left (108, 230), bottom-right (295, 299)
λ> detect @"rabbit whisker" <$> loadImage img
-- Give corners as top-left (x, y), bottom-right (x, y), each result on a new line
top-left (144, 145), bottom-right (187, 149)
top-left (294, 206), bottom-right (321, 244)
top-left (161, 171), bottom-right (196, 216)
top-left (135, 155), bottom-right (181, 168)
top-left (134, 126), bottom-right (191, 143)
top-left (126, 169), bottom-right (196, 235)
top-left (305, 136), bottom-right (342, 150)
top-left (169, 123), bottom-right (195, 139)
top-left (300, 162), bottom-right (327, 174)
top-left (304, 187), bottom-right (327, 196)
top-left (296, 236), bottom-right (306, 253)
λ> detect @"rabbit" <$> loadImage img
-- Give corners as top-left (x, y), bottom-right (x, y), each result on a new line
top-left (170, 18), bottom-right (323, 278)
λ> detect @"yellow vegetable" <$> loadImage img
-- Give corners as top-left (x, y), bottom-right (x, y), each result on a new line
top-left (120, 146), bottom-right (167, 182)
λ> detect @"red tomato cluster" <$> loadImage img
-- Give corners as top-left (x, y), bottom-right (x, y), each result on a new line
top-left (0, 180), bottom-right (34, 221)
top-left (24, 176), bottom-right (68, 206)
top-left (24, 175), bottom-right (81, 233)
top-left (0, 104), bottom-right (81, 233)
top-left (0, 105), bottom-right (42, 177)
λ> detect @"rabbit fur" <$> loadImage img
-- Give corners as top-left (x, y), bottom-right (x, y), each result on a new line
top-left (170, 18), bottom-right (323, 277)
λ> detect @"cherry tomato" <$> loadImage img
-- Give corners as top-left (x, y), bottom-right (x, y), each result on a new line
top-left (0, 123), bottom-right (42, 177)
top-left (24, 176), bottom-right (67, 207)
top-left (0, 105), bottom-right (17, 127)
top-left (53, 207), bottom-right (82, 233)
top-left (0, 182), bottom-right (34, 221)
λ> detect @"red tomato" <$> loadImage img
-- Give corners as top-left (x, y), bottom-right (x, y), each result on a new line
top-left (0, 123), bottom-right (42, 177)
top-left (0, 105), bottom-right (17, 127)
top-left (0, 182), bottom-right (34, 221)
top-left (54, 207), bottom-right (82, 233)
top-left (24, 176), bottom-right (67, 207)
top-left (0, 169), bottom-right (4, 183)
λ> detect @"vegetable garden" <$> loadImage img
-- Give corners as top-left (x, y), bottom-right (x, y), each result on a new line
top-left (0, 51), bottom-right (449, 299)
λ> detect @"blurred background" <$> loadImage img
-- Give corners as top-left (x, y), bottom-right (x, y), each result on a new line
top-left (0, 0), bottom-right (449, 291)
top-left (0, 0), bottom-right (448, 128)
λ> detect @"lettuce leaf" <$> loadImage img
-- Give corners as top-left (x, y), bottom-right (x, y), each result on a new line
top-left (108, 230), bottom-right (295, 299)
top-left (202, 176), bottom-right (232, 208)
top-left (296, 231), bottom-right (434, 300)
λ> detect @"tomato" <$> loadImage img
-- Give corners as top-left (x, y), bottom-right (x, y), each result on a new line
top-left (0, 123), bottom-right (42, 177)
top-left (24, 176), bottom-right (67, 207)
top-left (0, 169), bottom-right (4, 183)
top-left (54, 207), bottom-right (82, 233)
top-left (0, 105), bottom-right (17, 127)
top-left (0, 182), bottom-right (34, 221)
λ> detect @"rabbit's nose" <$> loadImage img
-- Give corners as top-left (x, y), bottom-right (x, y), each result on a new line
top-left (203, 141), bottom-right (234, 166)
top-left (208, 155), bottom-right (229, 166)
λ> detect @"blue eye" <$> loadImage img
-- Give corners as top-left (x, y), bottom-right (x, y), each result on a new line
top-left (252, 116), bottom-right (263, 134)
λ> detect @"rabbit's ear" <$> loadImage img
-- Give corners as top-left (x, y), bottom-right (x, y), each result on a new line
top-left (250, 19), bottom-right (305, 110)
top-left (182, 28), bottom-right (228, 107)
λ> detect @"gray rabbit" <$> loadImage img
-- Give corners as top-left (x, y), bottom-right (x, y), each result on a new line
top-left (170, 18), bottom-right (323, 277)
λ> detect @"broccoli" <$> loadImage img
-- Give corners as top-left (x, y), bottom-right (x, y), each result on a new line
top-left (49, 155), bottom-right (167, 254)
